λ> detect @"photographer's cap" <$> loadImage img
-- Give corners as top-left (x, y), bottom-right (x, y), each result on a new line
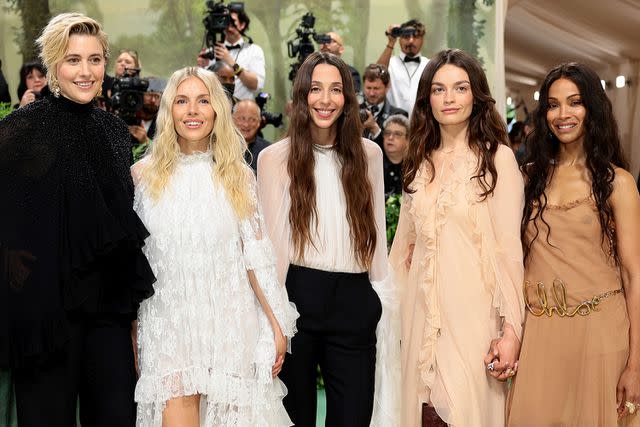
top-left (147, 77), bottom-right (167, 93)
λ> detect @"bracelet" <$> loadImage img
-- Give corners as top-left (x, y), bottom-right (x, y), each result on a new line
top-left (234, 66), bottom-right (244, 76)
top-left (386, 44), bottom-right (394, 50)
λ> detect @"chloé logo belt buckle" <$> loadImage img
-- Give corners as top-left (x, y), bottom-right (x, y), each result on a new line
top-left (524, 279), bottom-right (622, 317)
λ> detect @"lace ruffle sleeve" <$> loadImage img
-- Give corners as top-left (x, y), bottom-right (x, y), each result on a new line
top-left (240, 169), bottom-right (299, 349)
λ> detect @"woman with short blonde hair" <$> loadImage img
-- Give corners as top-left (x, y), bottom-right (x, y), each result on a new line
top-left (0, 12), bottom-right (155, 427)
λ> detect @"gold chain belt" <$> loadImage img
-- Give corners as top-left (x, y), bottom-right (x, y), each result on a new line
top-left (524, 279), bottom-right (623, 317)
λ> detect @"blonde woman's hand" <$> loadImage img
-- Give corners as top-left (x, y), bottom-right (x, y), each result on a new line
top-left (272, 327), bottom-right (287, 378)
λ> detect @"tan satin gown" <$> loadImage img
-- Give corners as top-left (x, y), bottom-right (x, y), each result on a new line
top-left (508, 197), bottom-right (638, 427)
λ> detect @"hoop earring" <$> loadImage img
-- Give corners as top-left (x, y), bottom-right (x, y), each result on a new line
top-left (49, 76), bottom-right (61, 97)
top-left (97, 81), bottom-right (103, 98)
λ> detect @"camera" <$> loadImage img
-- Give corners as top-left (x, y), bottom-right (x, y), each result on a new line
top-left (358, 107), bottom-right (371, 123)
top-left (202, 0), bottom-right (245, 59)
top-left (255, 92), bottom-right (283, 129)
top-left (386, 27), bottom-right (416, 38)
top-left (110, 68), bottom-right (149, 125)
top-left (287, 12), bottom-right (328, 81)
top-left (313, 33), bottom-right (332, 45)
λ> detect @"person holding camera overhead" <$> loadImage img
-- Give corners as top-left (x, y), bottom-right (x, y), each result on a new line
top-left (376, 19), bottom-right (428, 115)
top-left (319, 31), bottom-right (362, 93)
top-left (210, 3), bottom-right (265, 100)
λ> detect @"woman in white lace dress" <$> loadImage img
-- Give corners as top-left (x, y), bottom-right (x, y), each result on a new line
top-left (131, 66), bottom-right (298, 427)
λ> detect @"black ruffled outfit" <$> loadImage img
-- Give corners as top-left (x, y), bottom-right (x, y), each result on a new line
top-left (0, 93), bottom-right (155, 369)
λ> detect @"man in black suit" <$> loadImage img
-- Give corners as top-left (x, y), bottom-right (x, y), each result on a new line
top-left (360, 63), bottom-right (407, 149)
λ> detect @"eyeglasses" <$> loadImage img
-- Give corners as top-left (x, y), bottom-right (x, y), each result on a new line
top-left (383, 130), bottom-right (407, 138)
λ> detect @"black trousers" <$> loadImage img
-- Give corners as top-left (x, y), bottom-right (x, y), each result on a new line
top-left (13, 314), bottom-right (136, 427)
top-left (281, 265), bottom-right (382, 427)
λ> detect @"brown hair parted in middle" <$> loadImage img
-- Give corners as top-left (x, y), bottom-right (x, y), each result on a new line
top-left (403, 48), bottom-right (509, 199)
top-left (287, 51), bottom-right (377, 269)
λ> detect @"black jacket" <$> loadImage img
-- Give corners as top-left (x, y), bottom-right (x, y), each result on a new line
top-left (361, 101), bottom-right (407, 149)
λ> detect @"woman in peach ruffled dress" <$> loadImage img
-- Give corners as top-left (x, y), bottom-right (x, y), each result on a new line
top-left (390, 49), bottom-right (525, 427)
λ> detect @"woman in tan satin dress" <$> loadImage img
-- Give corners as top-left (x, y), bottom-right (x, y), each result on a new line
top-left (390, 49), bottom-right (525, 427)
top-left (508, 63), bottom-right (640, 426)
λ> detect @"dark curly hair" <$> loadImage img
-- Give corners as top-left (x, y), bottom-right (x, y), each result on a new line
top-left (403, 48), bottom-right (509, 199)
top-left (522, 62), bottom-right (628, 263)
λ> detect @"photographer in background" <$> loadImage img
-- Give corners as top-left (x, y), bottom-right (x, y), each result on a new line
top-left (128, 77), bottom-right (165, 146)
top-left (210, 60), bottom-right (239, 106)
top-left (376, 19), bottom-right (428, 114)
top-left (102, 49), bottom-right (141, 100)
top-left (16, 61), bottom-right (47, 108)
top-left (360, 63), bottom-right (407, 149)
top-left (233, 99), bottom-right (270, 172)
top-left (319, 31), bottom-right (361, 93)
top-left (210, 6), bottom-right (265, 100)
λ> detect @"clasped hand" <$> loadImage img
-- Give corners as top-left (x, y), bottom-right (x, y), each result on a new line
top-left (483, 324), bottom-right (521, 381)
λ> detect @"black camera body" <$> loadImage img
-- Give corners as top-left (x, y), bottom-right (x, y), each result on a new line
top-left (314, 33), bottom-right (332, 45)
top-left (358, 107), bottom-right (371, 123)
top-left (387, 27), bottom-right (416, 38)
top-left (287, 12), bottom-right (327, 81)
top-left (203, 0), bottom-right (245, 59)
top-left (255, 92), bottom-right (283, 129)
top-left (110, 68), bottom-right (149, 126)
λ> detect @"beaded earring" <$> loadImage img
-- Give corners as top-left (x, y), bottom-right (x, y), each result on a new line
top-left (49, 75), bottom-right (61, 97)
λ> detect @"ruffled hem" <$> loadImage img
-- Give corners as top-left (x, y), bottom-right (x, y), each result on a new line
top-left (136, 366), bottom-right (291, 427)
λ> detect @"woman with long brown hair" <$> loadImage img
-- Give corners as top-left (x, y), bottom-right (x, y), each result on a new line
top-left (389, 48), bottom-right (525, 426)
top-left (507, 63), bottom-right (640, 426)
top-left (257, 51), bottom-right (400, 426)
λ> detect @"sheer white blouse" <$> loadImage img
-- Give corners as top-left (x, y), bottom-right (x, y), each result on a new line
top-left (257, 138), bottom-right (401, 426)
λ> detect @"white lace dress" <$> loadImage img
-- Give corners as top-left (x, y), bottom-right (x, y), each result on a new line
top-left (133, 151), bottom-right (298, 427)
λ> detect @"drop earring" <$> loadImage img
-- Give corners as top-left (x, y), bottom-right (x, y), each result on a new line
top-left (49, 75), bottom-right (61, 97)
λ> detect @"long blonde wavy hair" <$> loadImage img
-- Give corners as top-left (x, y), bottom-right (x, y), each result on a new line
top-left (139, 66), bottom-right (253, 218)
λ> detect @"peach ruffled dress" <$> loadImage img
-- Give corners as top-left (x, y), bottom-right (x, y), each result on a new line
top-left (389, 145), bottom-right (525, 427)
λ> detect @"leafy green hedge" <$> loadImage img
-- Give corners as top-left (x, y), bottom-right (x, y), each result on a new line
top-left (0, 103), bottom-right (14, 120)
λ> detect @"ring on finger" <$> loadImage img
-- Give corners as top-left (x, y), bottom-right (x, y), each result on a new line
top-left (626, 401), bottom-right (637, 415)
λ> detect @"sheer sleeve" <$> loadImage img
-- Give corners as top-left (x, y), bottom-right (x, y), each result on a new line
top-left (364, 139), bottom-right (402, 426)
top-left (240, 167), bottom-right (298, 359)
top-left (388, 189), bottom-right (417, 287)
top-left (256, 140), bottom-right (292, 286)
top-left (487, 145), bottom-right (525, 339)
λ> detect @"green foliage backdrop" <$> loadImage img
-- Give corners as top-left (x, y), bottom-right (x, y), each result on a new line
top-left (2, 0), bottom-right (500, 141)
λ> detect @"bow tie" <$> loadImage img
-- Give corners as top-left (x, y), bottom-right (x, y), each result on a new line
top-left (226, 44), bottom-right (242, 50)
top-left (404, 56), bottom-right (420, 63)
top-left (369, 105), bottom-right (379, 115)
